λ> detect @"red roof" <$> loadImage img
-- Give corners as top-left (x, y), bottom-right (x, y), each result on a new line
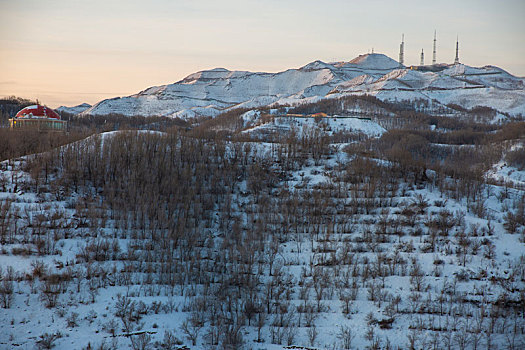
top-left (15, 105), bottom-right (61, 120)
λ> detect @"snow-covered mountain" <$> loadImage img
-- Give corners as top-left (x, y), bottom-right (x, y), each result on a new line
top-left (57, 103), bottom-right (92, 115)
top-left (80, 53), bottom-right (525, 118)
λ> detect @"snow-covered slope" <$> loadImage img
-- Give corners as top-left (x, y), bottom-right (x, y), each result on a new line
top-left (486, 142), bottom-right (525, 187)
top-left (242, 113), bottom-right (386, 139)
top-left (56, 103), bottom-right (91, 115)
top-left (81, 54), bottom-right (525, 118)
top-left (83, 66), bottom-right (337, 118)
top-left (1, 131), bottom-right (523, 349)
top-left (343, 53), bottom-right (402, 70)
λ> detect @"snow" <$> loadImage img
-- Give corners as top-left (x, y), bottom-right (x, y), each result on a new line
top-left (0, 133), bottom-right (524, 349)
top-left (56, 103), bottom-right (92, 115)
top-left (3, 52), bottom-right (525, 350)
top-left (79, 53), bottom-right (525, 119)
top-left (299, 60), bottom-right (335, 71)
top-left (242, 114), bottom-right (386, 138)
top-left (487, 161), bottom-right (525, 188)
top-left (345, 53), bottom-right (401, 70)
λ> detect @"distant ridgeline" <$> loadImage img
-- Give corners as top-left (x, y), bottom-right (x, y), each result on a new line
top-left (68, 53), bottom-right (524, 120)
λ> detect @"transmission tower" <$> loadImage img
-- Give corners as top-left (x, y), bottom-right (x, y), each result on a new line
top-left (399, 34), bottom-right (404, 67)
top-left (432, 30), bottom-right (437, 65)
top-left (454, 36), bottom-right (460, 64)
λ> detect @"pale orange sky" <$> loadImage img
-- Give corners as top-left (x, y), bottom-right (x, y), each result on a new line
top-left (1, 0), bottom-right (524, 108)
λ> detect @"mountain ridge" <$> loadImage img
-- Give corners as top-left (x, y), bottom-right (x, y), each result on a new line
top-left (75, 53), bottom-right (524, 118)
top-left (57, 102), bottom-right (92, 115)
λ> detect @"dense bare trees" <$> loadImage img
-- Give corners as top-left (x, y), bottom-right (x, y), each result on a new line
top-left (0, 104), bottom-right (523, 349)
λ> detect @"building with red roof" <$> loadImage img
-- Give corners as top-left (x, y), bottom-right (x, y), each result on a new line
top-left (9, 105), bottom-right (67, 131)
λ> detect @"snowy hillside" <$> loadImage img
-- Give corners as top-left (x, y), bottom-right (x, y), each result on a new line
top-left (80, 53), bottom-right (525, 119)
top-left (0, 129), bottom-right (524, 350)
top-left (241, 113), bottom-right (386, 139)
top-left (56, 103), bottom-right (92, 115)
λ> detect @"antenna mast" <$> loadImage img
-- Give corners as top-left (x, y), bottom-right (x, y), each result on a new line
top-left (432, 30), bottom-right (437, 65)
top-left (454, 35), bottom-right (459, 64)
top-left (399, 34), bottom-right (404, 67)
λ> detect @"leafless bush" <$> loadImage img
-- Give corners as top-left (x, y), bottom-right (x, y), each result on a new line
top-left (66, 312), bottom-right (79, 328)
top-left (156, 330), bottom-right (183, 349)
top-left (180, 312), bottom-right (203, 346)
top-left (36, 332), bottom-right (62, 349)
top-left (130, 333), bottom-right (152, 350)
top-left (337, 324), bottom-right (355, 349)
top-left (0, 279), bottom-right (14, 308)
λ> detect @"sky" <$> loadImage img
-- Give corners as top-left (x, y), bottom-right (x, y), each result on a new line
top-left (1, 0), bottom-right (524, 108)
